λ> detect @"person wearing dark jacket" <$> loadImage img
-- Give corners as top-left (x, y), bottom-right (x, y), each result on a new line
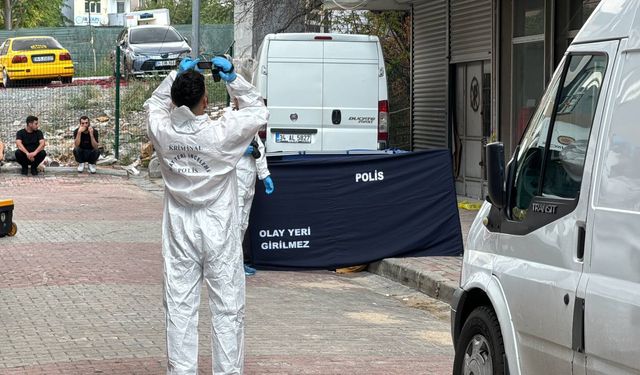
top-left (15, 115), bottom-right (46, 176)
top-left (73, 116), bottom-right (101, 174)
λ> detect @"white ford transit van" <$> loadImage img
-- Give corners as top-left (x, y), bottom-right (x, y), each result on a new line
top-left (451, 1), bottom-right (640, 374)
top-left (252, 33), bottom-right (389, 152)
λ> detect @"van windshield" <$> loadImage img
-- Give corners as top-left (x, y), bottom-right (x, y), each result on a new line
top-left (129, 27), bottom-right (183, 44)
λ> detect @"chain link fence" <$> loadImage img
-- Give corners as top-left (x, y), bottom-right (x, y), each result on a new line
top-left (389, 108), bottom-right (410, 150)
top-left (0, 24), bottom-right (233, 166)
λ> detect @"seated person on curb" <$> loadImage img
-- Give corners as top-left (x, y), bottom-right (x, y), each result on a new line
top-left (74, 116), bottom-right (100, 174)
top-left (15, 115), bottom-right (46, 176)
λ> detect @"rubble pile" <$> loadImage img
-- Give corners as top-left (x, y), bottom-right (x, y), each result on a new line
top-left (0, 83), bottom-right (230, 172)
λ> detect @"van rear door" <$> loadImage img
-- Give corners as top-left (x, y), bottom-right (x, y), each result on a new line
top-left (266, 39), bottom-right (323, 151)
top-left (322, 40), bottom-right (379, 151)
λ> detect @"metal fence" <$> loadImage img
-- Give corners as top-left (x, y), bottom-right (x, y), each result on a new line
top-left (0, 24), bottom-right (233, 166)
top-left (389, 108), bottom-right (410, 150)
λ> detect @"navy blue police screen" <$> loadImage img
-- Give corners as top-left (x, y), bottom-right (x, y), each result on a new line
top-left (248, 150), bottom-right (463, 269)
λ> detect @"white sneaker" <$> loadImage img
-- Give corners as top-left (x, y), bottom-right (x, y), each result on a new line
top-left (77, 163), bottom-right (85, 173)
top-left (88, 164), bottom-right (97, 174)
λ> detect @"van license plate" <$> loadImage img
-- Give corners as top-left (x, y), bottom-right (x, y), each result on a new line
top-left (276, 133), bottom-right (311, 143)
top-left (156, 60), bottom-right (176, 67)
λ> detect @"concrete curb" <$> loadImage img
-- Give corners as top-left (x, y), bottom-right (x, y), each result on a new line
top-left (0, 165), bottom-right (129, 177)
top-left (368, 258), bottom-right (458, 306)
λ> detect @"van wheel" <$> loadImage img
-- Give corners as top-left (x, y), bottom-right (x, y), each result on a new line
top-left (453, 306), bottom-right (506, 375)
top-left (61, 77), bottom-right (72, 84)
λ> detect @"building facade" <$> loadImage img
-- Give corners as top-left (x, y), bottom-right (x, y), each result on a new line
top-left (234, 0), bottom-right (326, 60)
top-left (326, 0), bottom-right (600, 198)
top-left (71, 0), bottom-right (140, 26)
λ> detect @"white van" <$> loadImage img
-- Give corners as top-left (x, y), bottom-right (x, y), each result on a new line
top-left (252, 33), bottom-right (389, 152)
top-left (451, 1), bottom-right (640, 374)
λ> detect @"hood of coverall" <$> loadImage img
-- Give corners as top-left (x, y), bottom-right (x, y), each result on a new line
top-left (170, 105), bottom-right (209, 133)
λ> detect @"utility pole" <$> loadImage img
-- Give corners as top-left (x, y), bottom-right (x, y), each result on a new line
top-left (88, 1), bottom-right (97, 72)
top-left (4, 0), bottom-right (10, 30)
top-left (192, 0), bottom-right (200, 58)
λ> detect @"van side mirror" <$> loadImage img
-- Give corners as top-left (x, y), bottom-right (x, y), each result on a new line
top-left (485, 142), bottom-right (506, 209)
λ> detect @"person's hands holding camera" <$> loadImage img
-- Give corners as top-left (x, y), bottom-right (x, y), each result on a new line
top-left (178, 57), bottom-right (201, 74)
top-left (212, 56), bottom-right (236, 82)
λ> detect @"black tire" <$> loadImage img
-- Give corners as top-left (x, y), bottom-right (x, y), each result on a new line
top-left (61, 77), bottom-right (72, 84)
top-left (453, 306), bottom-right (506, 375)
top-left (8, 222), bottom-right (17, 236)
top-left (2, 69), bottom-right (12, 88)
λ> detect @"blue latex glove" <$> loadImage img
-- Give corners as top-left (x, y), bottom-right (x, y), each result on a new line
top-left (263, 176), bottom-right (274, 195)
top-left (212, 56), bottom-right (236, 82)
top-left (244, 145), bottom-right (254, 156)
top-left (178, 57), bottom-right (201, 74)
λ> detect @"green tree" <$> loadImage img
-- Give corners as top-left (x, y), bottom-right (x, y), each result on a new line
top-left (138, 0), bottom-right (233, 24)
top-left (333, 10), bottom-right (411, 148)
top-left (1, 0), bottom-right (68, 28)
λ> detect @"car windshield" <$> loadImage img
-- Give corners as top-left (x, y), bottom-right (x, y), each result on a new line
top-left (129, 27), bottom-right (183, 44)
top-left (12, 38), bottom-right (63, 51)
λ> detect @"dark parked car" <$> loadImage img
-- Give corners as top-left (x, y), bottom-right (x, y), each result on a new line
top-left (112, 25), bottom-right (191, 79)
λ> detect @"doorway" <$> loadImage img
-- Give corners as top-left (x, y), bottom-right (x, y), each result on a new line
top-left (454, 60), bottom-right (491, 199)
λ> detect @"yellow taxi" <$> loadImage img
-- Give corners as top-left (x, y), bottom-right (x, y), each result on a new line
top-left (0, 36), bottom-right (74, 87)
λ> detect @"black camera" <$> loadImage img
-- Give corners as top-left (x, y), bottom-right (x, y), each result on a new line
top-left (196, 56), bottom-right (231, 82)
top-left (250, 139), bottom-right (261, 159)
top-left (196, 61), bottom-right (221, 82)
top-left (196, 61), bottom-right (212, 70)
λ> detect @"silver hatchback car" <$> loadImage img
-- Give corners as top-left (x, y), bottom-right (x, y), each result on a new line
top-left (113, 25), bottom-right (191, 79)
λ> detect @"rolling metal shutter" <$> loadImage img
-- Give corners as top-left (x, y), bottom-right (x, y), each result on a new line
top-left (412, 1), bottom-right (448, 150)
top-left (449, 0), bottom-right (492, 63)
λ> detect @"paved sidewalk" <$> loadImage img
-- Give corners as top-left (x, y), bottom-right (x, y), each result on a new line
top-left (368, 201), bottom-right (479, 306)
top-left (0, 171), bottom-right (456, 374)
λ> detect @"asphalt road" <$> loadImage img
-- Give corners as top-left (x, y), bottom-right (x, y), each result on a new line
top-left (0, 173), bottom-right (453, 374)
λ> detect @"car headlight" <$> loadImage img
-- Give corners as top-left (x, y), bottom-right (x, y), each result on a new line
top-left (130, 51), bottom-right (144, 59)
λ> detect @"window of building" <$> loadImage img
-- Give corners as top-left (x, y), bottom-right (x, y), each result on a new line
top-left (513, 41), bottom-right (545, 141)
top-left (514, 0), bottom-right (544, 37)
top-left (554, 0), bottom-right (600, 66)
top-left (117, 1), bottom-right (125, 13)
top-left (512, 0), bottom-right (546, 142)
top-left (85, 0), bottom-right (101, 13)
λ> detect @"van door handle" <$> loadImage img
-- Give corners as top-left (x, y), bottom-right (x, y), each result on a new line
top-left (577, 223), bottom-right (586, 261)
top-left (332, 109), bottom-right (341, 125)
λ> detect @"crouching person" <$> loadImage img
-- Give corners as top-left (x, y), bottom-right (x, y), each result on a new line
top-left (15, 115), bottom-right (46, 176)
top-left (74, 116), bottom-right (100, 174)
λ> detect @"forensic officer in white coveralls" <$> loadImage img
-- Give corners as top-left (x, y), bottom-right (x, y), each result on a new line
top-left (144, 56), bottom-right (269, 374)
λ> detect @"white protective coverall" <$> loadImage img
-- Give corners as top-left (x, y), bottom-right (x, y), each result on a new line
top-left (144, 71), bottom-right (268, 375)
top-left (236, 135), bottom-right (270, 237)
